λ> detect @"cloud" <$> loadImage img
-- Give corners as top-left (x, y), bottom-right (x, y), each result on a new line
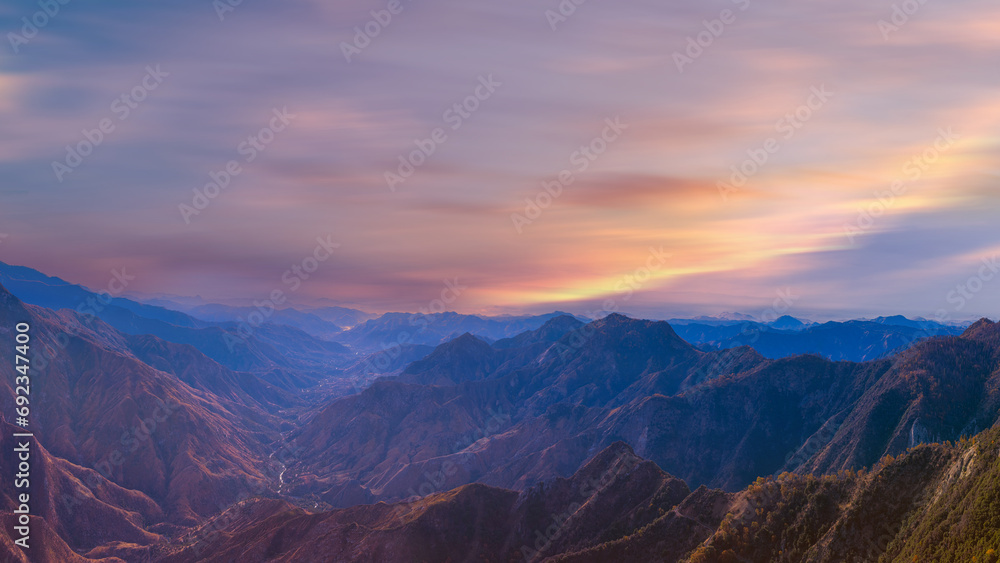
top-left (1, 0), bottom-right (999, 317)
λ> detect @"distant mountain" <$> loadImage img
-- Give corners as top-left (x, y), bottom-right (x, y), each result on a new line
top-left (124, 333), bottom-right (297, 413)
top-left (134, 295), bottom-right (375, 331)
top-left (770, 314), bottom-right (806, 330)
top-left (0, 261), bottom-right (207, 329)
top-left (667, 312), bottom-right (762, 325)
top-left (731, 319), bottom-right (964, 361)
top-left (335, 310), bottom-right (587, 352)
top-left (675, 318), bottom-right (964, 362)
top-left (492, 314), bottom-right (585, 349)
top-left (304, 305), bottom-right (375, 328)
top-left (0, 262), bottom-right (355, 374)
top-left (183, 303), bottom-right (345, 340)
top-left (719, 312), bottom-right (757, 321)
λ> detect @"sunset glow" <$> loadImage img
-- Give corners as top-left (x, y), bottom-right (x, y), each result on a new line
top-left (1, 0), bottom-right (998, 320)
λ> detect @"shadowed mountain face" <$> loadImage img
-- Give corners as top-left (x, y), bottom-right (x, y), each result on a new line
top-left (800, 319), bottom-right (1000, 476)
top-left (0, 283), bottom-right (280, 532)
top-left (283, 315), bottom-right (1000, 507)
top-left (546, 424), bottom-right (1000, 562)
top-left (0, 416), bottom-right (163, 558)
top-left (146, 442), bottom-right (695, 563)
top-left (116, 425), bottom-right (1000, 563)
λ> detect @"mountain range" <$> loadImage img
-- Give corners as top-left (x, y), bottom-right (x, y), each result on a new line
top-left (1, 261), bottom-right (998, 561)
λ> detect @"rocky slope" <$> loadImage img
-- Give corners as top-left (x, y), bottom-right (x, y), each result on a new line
top-left (0, 283), bottom-right (279, 530)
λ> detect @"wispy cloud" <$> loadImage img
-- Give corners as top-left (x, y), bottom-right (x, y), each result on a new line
top-left (1, 0), bottom-right (998, 318)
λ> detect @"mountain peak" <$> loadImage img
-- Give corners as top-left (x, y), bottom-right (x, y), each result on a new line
top-left (966, 317), bottom-right (995, 329)
top-left (586, 441), bottom-right (637, 466)
top-left (595, 312), bottom-right (632, 325)
top-left (718, 312), bottom-right (757, 321)
top-left (572, 443), bottom-right (641, 482)
top-left (452, 331), bottom-right (485, 343)
top-left (493, 314), bottom-right (585, 350)
top-left (541, 314), bottom-right (585, 330)
top-left (962, 318), bottom-right (999, 346)
top-left (770, 315), bottom-right (805, 330)
top-left (400, 332), bottom-right (498, 385)
top-left (415, 332), bottom-right (492, 361)
top-left (587, 313), bottom-right (688, 347)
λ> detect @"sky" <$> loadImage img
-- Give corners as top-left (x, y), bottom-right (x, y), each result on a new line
top-left (0, 0), bottom-right (998, 321)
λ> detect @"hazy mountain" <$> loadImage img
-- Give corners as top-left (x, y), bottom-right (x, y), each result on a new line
top-left (667, 312), bottom-right (763, 326)
top-left (133, 295), bottom-right (374, 332)
top-left (183, 303), bottom-right (346, 340)
top-left (0, 262), bottom-right (355, 374)
top-left (675, 318), bottom-right (964, 362)
top-left (336, 310), bottom-right (587, 353)
top-left (770, 314), bottom-right (806, 330)
top-left (0, 261), bottom-right (207, 329)
top-left (304, 305), bottom-right (376, 328)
